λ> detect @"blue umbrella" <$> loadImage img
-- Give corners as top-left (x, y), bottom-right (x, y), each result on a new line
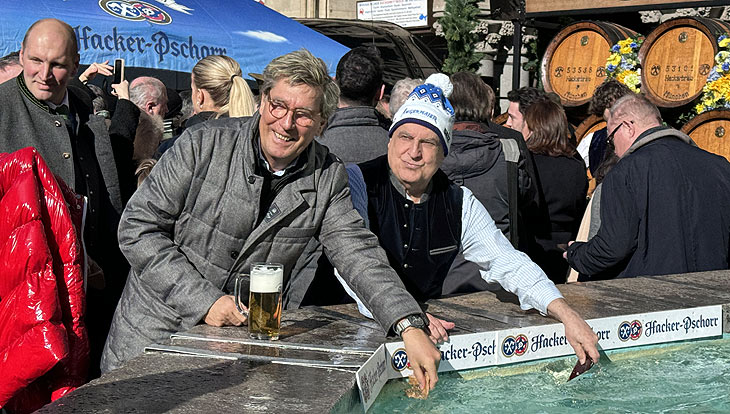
top-left (0, 0), bottom-right (349, 76)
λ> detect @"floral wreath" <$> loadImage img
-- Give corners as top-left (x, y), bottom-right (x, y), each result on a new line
top-left (695, 34), bottom-right (730, 115)
top-left (605, 37), bottom-right (643, 93)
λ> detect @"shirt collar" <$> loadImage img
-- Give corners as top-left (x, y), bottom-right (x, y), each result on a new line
top-left (388, 167), bottom-right (433, 203)
top-left (45, 92), bottom-right (70, 111)
top-left (254, 132), bottom-right (299, 177)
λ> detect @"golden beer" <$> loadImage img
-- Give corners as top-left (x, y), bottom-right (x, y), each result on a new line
top-left (248, 291), bottom-right (282, 340)
top-left (247, 263), bottom-right (284, 340)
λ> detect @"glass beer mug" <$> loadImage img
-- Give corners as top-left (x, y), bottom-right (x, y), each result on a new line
top-left (234, 262), bottom-right (284, 340)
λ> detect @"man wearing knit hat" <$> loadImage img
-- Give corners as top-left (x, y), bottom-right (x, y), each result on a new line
top-left (339, 74), bottom-right (601, 366)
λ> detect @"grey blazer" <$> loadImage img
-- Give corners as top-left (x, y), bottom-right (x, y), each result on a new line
top-left (101, 114), bottom-right (421, 372)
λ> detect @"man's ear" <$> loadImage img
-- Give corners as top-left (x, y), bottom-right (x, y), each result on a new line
top-left (70, 53), bottom-right (80, 78)
top-left (18, 48), bottom-right (24, 67)
top-left (316, 117), bottom-right (327, 135)
top-left (378, 84), bottom-right (385, 101)
top-left (145, 101), bottom-right (156, 115)
top-left (626, 120), bottom-right (637, 139)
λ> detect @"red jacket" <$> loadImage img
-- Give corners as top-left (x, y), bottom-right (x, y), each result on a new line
top-left (0, 147), bottom-right (88, 413)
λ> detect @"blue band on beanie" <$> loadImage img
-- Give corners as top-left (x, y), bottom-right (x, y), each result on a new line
top-left (389, 117), bottom-right (449, 156)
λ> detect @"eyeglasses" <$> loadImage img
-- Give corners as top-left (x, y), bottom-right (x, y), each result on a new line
top-left (607, 120), bottom-right (633, 143)
top-left (265, 95), bottom-right (319, 127)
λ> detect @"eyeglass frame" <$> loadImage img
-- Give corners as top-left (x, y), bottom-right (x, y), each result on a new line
top-left (264, 94), bottom-right (321, 127)
top-left (607, 119), bottom-right (634, 143)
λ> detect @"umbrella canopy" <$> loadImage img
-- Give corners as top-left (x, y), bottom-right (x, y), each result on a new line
top-left (0, 0), bottom-right (349, 76)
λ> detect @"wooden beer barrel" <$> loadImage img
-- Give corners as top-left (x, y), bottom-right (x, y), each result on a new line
top-left (494, 112), bottom-right (508, 125)
top-left (574, 114), bottom-right (606, 144)
top-left (639, 17), bottom-right (730, 108)
top-left (542, 21), bottom-right (640, 107)
top-left (681, 109), bottom-right (730, 161)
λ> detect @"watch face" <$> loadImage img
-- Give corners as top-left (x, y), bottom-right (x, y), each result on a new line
top-left (408, 315), bottom-right (425, 328)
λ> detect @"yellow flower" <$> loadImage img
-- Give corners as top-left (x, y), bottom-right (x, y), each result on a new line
top-left (607, 53), bottom-right (621, 66)
top-left (620, 45), bottom-right (632, 55)
top-left (695, 103), bottom-right (706, 114)
top-left (624, 71), bottom-right (640, 87)
top-left (618, 39), bottom-right (632, 48)
top-left (720, 38), bottom-right (730, 48)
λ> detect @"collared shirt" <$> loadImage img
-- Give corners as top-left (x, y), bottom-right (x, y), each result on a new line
top-left (45, 93), bottom-right (70, 113)
top-left (338, 184), bottom-right (563, 318)
top-left (256, 139), bottom-right (298, 177)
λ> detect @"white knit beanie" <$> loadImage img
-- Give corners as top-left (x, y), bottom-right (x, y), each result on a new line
top-left (389, 73), bottom-right (455, 155)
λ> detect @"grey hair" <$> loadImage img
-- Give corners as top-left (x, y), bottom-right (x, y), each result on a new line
top-left (261, 49), bottom-right (339, 121)
top-left (389, 77), bottom-right (423, 118)
top-left (609, 93), bottom-right (662, 126)
top-left (0, 51), bottom-right (20, 71)
top-left (129, 76), bottom-right (166, 109)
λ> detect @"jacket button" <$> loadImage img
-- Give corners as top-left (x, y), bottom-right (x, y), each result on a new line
top-left (404, 203), bottom-right (409, 208)
top-left (403, 264), bottom-right (409, 269)
top-left (403, 223), bottom-right (407, 228)
top-left (230, 251), bottom-right (239, 259)
top-left (403, 243), bottom-right (408, 249)
top-left (55, 120), bottom-right (62, 127)
top-left (62, 152), bottom-right (71, 159)
top-left (248, 176), bottom-right (255, 184)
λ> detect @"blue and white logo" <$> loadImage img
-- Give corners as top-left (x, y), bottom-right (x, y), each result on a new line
top-left (391, 348), bottom-right (409, 371)
top-left (502, 334), bottom-right (528, 357)
top-left (99, 0), bottom-right (173, 25)
top-left (618, 320), bottom-right (643, 341)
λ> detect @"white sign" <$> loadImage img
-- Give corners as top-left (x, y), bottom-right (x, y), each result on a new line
top-left (360, 306), bottom-right (723, 410)
top-left (377, 305), bottom-right (722, 380)
top-left (356, 344), bottom-right (389, 412)
top-left (357, 0), bottom-right (429, 28)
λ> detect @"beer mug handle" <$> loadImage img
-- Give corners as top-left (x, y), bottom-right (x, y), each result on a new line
top-left (233, 275), bottom-right (249, 317)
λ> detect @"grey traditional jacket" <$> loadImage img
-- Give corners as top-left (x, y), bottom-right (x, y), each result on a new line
top-left (101, 114), bottom-right (422, 372)
top-left (0, 76), bottom-right (125, 214)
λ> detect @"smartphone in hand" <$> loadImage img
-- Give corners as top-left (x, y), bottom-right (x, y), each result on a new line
top-left (113, 59), bottom-right (125, 84)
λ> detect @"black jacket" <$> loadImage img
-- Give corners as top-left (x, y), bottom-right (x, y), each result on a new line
top-left (530, 152), bottom-right (587, 283)
top-left (567, 127), bottom-right (730, 279)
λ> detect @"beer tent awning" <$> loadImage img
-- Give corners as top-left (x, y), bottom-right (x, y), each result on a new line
top-left (0, 0), bottom-right (349, 76)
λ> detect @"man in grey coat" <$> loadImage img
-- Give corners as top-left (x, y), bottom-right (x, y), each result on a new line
top-left (102, 49), bottom-right (441, 392)
top-left (0, 18), bottom-right (137, 378)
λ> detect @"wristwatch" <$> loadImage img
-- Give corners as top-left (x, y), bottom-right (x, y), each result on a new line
top-left (394, 314), bottom-right (430, 338)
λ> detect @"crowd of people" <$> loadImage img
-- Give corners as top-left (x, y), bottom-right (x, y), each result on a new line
top-left (3, 17), bottom-right (730, 409)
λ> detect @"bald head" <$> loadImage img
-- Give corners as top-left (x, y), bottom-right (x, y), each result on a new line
top-left (19, 18), bottom-right (80, 104)
top-left (23, 19), bottom-right (78, 57)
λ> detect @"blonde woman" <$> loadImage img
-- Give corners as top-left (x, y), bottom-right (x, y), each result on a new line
top-left (157, 55), bottom-right (256, 157)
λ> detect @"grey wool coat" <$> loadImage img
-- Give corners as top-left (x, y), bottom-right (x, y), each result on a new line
top-left (101, 114), bottom-right (422, 372)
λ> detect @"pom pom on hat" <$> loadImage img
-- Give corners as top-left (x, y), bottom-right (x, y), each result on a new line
top-left (425, 73), bottom-right (453, 98)
top-left (389, 73), bottom-right (455, 155)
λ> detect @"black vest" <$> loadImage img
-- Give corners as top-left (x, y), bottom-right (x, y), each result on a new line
top-left (359, 156), bottom-right (463, 302)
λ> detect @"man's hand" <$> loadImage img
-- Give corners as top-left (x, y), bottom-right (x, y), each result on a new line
top-left (111, 80), bottom-right (130, 100)
top-left (401, 327), bottom-right (441, 394)
top-left (78, 60), bottom-right (113, 84)
top-left (203, 295), bottom-right (248, 327)
top-left (563, 240), bottom-right (575, 259)
top-left (425, 313), bottom-right (455, 344)
top-left (547, 298), bottom-right (599, 364)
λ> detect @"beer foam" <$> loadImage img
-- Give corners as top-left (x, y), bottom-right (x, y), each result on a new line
top-left (250, 267), bottom-right (283, 293)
